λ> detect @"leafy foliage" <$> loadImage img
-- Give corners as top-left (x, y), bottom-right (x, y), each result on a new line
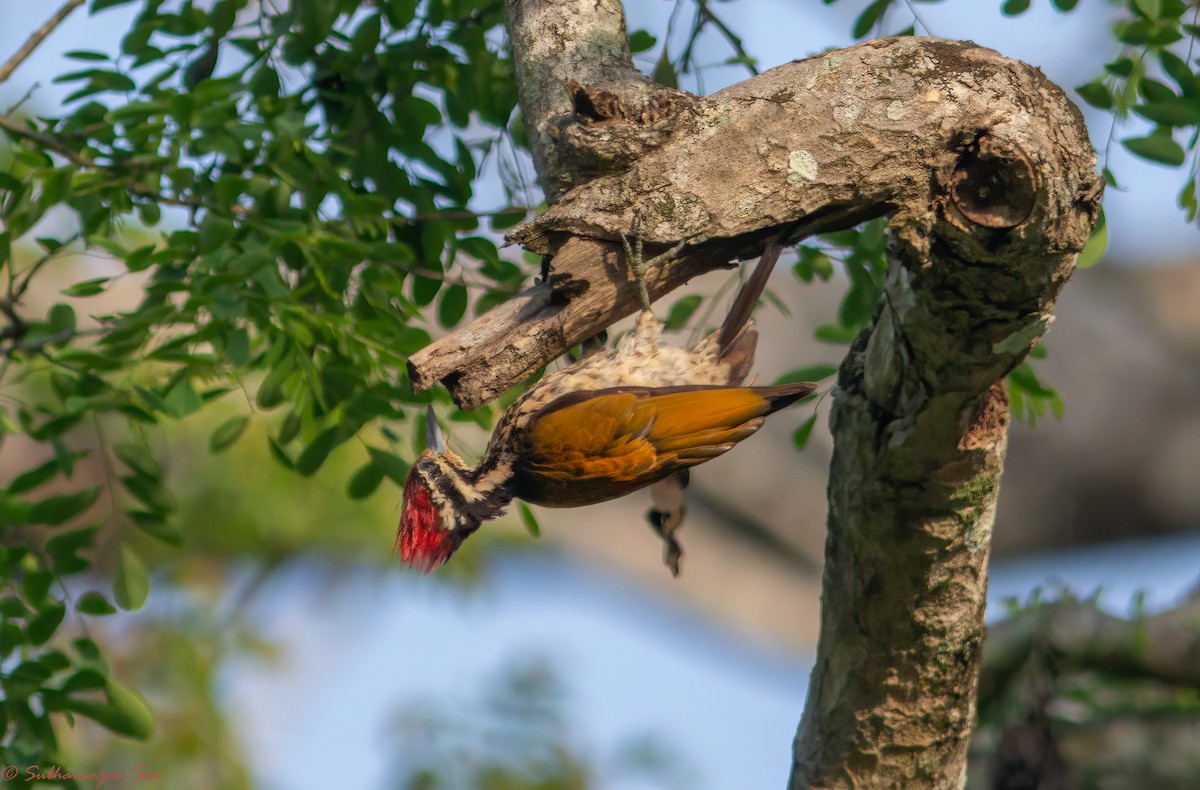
top-left (1, 0), bottom-right (524, 770)
top-left (385, 660), bottom-right (686, 789)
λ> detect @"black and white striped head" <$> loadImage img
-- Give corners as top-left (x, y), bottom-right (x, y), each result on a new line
top-left (394, 409), bottom-right (482, 572)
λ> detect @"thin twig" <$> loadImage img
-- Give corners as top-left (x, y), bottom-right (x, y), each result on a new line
top-left (6, 327), bottom-right (105, 354)
top-left (5, 82), bottom-right (41, 116)
top-left (13, 232), bottom-right (83, 302)
top-left (0, 0), bottom-right (87, 86)
top-left (901, 0), bottom-right (933, 36)
top-left (681, 0), bottom-right (758, 77)
top-left (0, 113), bottom-right (213, 210)
top-left (0, 114), bottom-right (90, 168)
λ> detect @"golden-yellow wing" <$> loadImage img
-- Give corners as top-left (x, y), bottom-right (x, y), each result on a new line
top-left (509, 383), bottom-right (814, 507)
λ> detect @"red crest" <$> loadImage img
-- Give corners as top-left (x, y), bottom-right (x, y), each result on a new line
top-left (395, 469), bottom-right (457, 572)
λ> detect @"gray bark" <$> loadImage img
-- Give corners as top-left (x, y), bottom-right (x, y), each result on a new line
top-left (417, 3), bottom-right (1102, 786)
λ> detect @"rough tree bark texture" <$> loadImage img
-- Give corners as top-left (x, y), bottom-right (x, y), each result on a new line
top-left (414, 2), bottom-right (1102, 786)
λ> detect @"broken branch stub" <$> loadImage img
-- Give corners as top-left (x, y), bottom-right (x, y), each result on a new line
top-left (409, 37), bottom-right (1100, 411)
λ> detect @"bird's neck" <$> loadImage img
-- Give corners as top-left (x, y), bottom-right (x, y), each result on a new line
top-left (433, 448), bottom-right (515, 524)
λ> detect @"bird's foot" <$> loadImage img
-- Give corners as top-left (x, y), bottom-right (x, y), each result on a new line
top-left (620, 219), bottom-right (654, 314)
top-left (647, 507), bottom-right (685, 577)
top-left (620, 214), bottom-right (687, 314)
top-left (646, 470), bottom-right (690, 577)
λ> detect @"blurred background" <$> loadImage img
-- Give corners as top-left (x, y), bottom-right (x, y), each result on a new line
top-left (2, 1), bottom-right (1199, 788)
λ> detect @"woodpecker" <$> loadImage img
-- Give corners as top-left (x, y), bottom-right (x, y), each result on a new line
top-left (396, 239), bottom-right (816, 574)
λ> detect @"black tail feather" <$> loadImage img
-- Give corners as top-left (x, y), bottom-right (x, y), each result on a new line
top-left (716, 240), bottom-right (784, 355)
top-left (754, 381), bottom-right (819, 414)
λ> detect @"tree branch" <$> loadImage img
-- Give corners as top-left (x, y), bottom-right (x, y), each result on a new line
top-left (503, 0), bottom-right (690, 201)
top-left (488, 10), bottom-right (1102, 784)
top-left (786, 45), bottom-right (1100, 788)
top-left (980, 598), bottom-right (1200, 705)
top-left (0, 114), bottom-right (211, 211)
top-left (410, 203), bottom-right (875, 410)
top-left (0, 0), bottom-right (87, 87)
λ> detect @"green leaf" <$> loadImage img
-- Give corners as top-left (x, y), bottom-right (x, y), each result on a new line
top-left (1050, 0), bottom-right (1079, 10)
top-left (60, 278), bottom-right (110, 297)
top-left (664, 295), bottom-right (703, 331)
top-left (350, 13), bottom-right (382, 58)
top-left (652, 49), bottom-right (678, 89)
top-left (1075, 80), bottom-right (1113, 110)
top-left (105, 678), bottom-right (154, 739)
top-left (127, 510), bottom-right (182, 546)
top-left (121, 474), bottom-right (173, 513)
top-left (268, 438), bottom-right (295, 470)
top-left (30, 488), bottom-right (101, 526)
top-left (814, 323), bottom-right (860, 344)
top-left (73, 636), bottom-right (101, 661)
top-left (792, 414), bottom-right (818, 450)
top-left (295, 426), bottom-right (347, 476)
top-left (27, 601), bottom-right (66, 645)
top-left (1160, 50), bottom-right (1198, 96)
top-left (1009, 363), bottom-right (1056, 397)
top-left (517, 502), bottom-right (540, 537)
top-left (628, 30), bottom-right (657, 53)
top-left (91, 0), bottom-right (140, 11)
top-left (65, 678), bottom-right (153, 739)
top-left (64, 50), bottom-right (110, 61)
top-left (113, 546), bottom-right (149, 611)
top-left (1078, 209), bottom-right (1107, 268)
top-left (22, 570), bottom-right (53, 603)
top-left (113, 443), bottom-right (162, 480)
top-left (47, 303), bottom-right (76, 337)
top-left (0, 597), bottom-right (27, 617)
top-left (1002, 0), bottom-right (1032, 14)
top-left (853, 0), bottom-right (891, 37)
top-left (138, 202), bottom-right (161, 227)
top-left (347, 462), bottom-right (384, 499)
top-left (163, 378), bottom-right (204, 418)
top-left (9, 457), bottom-right (65, 494)
top-left (489, 209), bottom-right (528, 231)
top-left (277, 411), bottom-right (302, 444)
top-left (458, 236), bottom-right (501, 266)
top-left (76, 592), bottom-right (117, 616)
top-left (774, 364), bottom-right (838, 384)
top-left (1134, 0), bottom-right (1161, 20)
top-left (1123, 132), bottom-right (1186, 166)
top-left (438, 285), bottom-right (468, 328)
top-left (1133, 100), bottom-right (1200, 126)
top-left (0, 623), bottom-right (25, 657)
top-left (209, 415), bottom-right (250, 453)
top-left (46, 525), bottom-right (99, 573)
top-left (225, 326), bottom-right (250, 367)
top-left (1179, 176), bottom-right (1198, 221)
top-left (412, 273), bottom-right (441, 306)
top-left (1114, 18), bottom-right (1181, 45)
top-left (197, 216), bottom-right (236, 253)
top-left (367, 447), bottom-right (410, 485)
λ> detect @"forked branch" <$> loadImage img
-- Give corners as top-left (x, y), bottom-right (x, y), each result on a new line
top-left (469, 3), bottom-right (1102, 786)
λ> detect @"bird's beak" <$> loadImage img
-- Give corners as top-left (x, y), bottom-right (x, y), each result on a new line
top-left (425, 405), bottom-right (446, 453)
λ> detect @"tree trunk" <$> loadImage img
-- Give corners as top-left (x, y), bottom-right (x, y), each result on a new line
top-left (415, 2), bottom-right (1102, 786)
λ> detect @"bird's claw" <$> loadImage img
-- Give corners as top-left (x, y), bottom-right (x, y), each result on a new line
top-left (647, 507), bottom-right (685, 577)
